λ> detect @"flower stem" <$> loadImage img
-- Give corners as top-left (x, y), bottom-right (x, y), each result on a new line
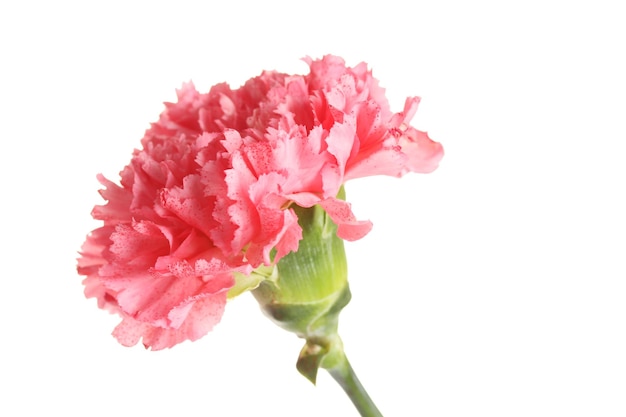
top-left (326, 350), bottom-right (384, 417)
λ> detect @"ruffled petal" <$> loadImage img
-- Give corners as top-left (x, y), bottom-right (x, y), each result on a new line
top-left (112, 286), bottom-right (228, 350)
top-left (319, 198), bottom-right (373, 241)
top-left (399, 127), bottom-right (444, 174)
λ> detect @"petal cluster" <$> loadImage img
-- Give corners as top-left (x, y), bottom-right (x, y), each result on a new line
top-left (77, 55), bottom-right (443, 349)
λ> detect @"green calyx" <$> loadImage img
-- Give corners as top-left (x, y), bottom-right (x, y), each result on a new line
top-left (252, 200), bottom-right (351, 384)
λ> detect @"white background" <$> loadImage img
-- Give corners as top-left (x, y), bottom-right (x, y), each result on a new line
top-left (1, 1), bottom-right (625, 416)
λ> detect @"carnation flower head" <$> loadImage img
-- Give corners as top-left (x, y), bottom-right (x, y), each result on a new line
top-left (77, 55), bottom-right (443, 350)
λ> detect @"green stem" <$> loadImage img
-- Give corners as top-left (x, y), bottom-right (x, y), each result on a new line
top-left (326, 350), bottom-right (384, 417)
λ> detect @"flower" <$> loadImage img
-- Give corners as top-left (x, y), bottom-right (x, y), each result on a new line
top-left (77, 55), bottom-right (443, 350)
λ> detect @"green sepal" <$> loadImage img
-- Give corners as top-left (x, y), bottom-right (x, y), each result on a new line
top-left (254, 280), bottom-right (351, 339)
top-left (252, 199), bottom-right (352, 384)
top-left (296, 334), bottom-right (343, 384)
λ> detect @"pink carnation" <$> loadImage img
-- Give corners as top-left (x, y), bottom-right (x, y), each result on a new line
top-left (78, 55), bottom-right (443, 350)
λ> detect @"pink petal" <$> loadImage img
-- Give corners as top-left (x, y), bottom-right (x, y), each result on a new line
top-left (160, 174), bottom-right (216, 238)
top-left (112, 277), bottom-right (231, 350)
top-left (399, 128), bottom-right (444, 174)
top-left (91, 174), bottom-right (133, 223)
top-left (319, 198), bottom-right (373, 241)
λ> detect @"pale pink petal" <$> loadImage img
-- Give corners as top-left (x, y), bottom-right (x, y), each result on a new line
top-left (78, 226), bottom-right (120, 313)
top-left (160, 174), bottom-right (216, 237)
top-left (112, 277), bottom-right (230, 350)
top-left (271, 208), bottom-right (303, 262)
top-left (354, 100), bottom-right (388, 148)
top-left (104, 262), bottom-right (233, 329)
top-left (344, 143), bottom-right (409, 181)
top-left (399, 128), bottom-right (444, 173)
top-left (286, 191), bottom-right (322, 207)
top-left (222, 157), bottom-right (261, 255)
top-left (167, 273), bottom-right (233, 328)
top-left (91, 174), bottom-right (133, 223)
top-left (319, 198), bottom-right (373, 241)
top-left (386, 98), bottom-right (444, 173)
top-left (325, 121), bottom-right (356, 182)
top-left (112, 317), bottom-right (147, 347)
top-left (268, 125), bottom-right (329, 195)
top-left (244, 172), bottom-right (296, 265)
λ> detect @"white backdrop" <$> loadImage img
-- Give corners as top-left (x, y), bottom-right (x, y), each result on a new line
top-left (1, 1), bottom-right (625, 416)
